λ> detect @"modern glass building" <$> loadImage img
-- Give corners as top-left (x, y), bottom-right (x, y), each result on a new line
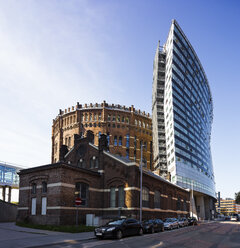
top-left (152, 20), bottom-right (216, 219)
top-left (0, 161), bottom-right (21, 202)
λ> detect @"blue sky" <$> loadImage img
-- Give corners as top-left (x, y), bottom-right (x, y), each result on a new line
top-left (0, 0), bottom-right (239, 199)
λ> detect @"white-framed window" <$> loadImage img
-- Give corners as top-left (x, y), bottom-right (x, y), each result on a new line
top-left (75, 182), bottom-right (89, 206)
top-left (41, 197), bottom-right (47, 215)
top-left (31, 198), bottom-right (36, 215)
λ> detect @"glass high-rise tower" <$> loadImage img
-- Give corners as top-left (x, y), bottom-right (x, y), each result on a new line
top-left (152, 20), bottom-right (216, 219)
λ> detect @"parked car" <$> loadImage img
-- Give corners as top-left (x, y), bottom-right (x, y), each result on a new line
top-left (163, 218), bottom-right (179, 230)
top-left (230, 214), bottom-right (240, 221)
top-left (94, 218), bottom-right (143, 239)
top-left (188, 217), bottom-right (198, 226)
top-left (142, 219), bottom-right (164, 233)
top-left (178, 217), bottom-right (188, 227)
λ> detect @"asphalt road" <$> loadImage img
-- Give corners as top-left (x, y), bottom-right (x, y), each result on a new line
top-left (35, 221), bottom-right (240, 248)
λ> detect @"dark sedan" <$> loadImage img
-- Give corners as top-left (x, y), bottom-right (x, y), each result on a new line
top-left (143, 219), bottom-right (164, 233)
top-left (188, 217), bottom-right (198, 226)
top-left (94, 218), bottom-right (143, 239)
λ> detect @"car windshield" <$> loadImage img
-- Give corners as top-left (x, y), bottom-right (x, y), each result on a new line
top-left (164, 218), bottom-right (171, 222)
top-left (107, 219), bottom-right (125, 226)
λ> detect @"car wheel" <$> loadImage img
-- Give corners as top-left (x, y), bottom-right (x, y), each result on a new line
top-left (170, 225), bottom-right (173, 230)
top-left (151, 227), bottom-right (154, 234)
top-left (138, 228), bottom-right (143, 236)
top-left (116, 230), bottom-right (123, 239)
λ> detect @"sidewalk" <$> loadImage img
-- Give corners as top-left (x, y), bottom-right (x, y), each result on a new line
top-left (0, 222), bottom-right (95, 248)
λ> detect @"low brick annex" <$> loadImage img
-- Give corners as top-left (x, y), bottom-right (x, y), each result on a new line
top-left (17, 131), bottom-right (190, 225)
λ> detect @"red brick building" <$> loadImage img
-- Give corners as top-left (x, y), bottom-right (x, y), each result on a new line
top-left (52, 101), bottom-right (153, 169)
top-left (17, 131), bottom-right (190, 225)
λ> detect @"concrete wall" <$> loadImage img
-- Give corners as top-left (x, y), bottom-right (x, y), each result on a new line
top-left (0, 200), bottom-right (18, 222)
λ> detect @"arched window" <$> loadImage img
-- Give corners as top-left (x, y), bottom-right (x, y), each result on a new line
top-left (114, 136), bottom-right (118, 146)
top-left (68, 137), bottom-right (71, 147)
top-left (75, 182), bottom-right (89, 206)
top-left (143, 122), bottom-right (145, 128)
top-left (154, 190), bottom-right (161, 208)
top-left (117, 115), bottom-right (120, 122)
top-left (32, 183), bottom-right (36, 194)
top-left (135, 119), bottom-right (138, 126)
top-left (85, 114), bottom-right (88, 121)
top-left (119, 136), bottom-right (122, 146)
top-left (122, 116), bottom-right (125, 122)
top-left (110, 187), bottom-right (116, 207)
top-left (95, 157), bottom-right (99, 168)
top-left (90, 157), bottom-right (94, 168)
top-left (118, 186), bottom-right (125, 207)
top-left (77, 159), bottom-right (86, 168)
top-left (142, 187), bottom-right (149, 207)
top-left (42, 182), bottom-right (47, 193)
top-left (107, 133), bottom-right (110, 147)
top-left (90, 157), bottom-right (98, 168)
top-left (89, 114), bottom-right (92, 121)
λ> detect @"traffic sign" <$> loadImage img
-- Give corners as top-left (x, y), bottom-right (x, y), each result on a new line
top-left (75, 197), bottom-right (82, 206)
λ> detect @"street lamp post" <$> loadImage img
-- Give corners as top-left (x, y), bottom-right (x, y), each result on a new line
top-left (139, 143), bottom-right (144, 223)
top-left (191, 180), bottom-right (194, 218)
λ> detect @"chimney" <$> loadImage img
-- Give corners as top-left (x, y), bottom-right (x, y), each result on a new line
top-left (86, 130), bottom-right (94, 143)
top-left (74, 134), bottom-right (82, 146)
top-left (59, 145), bottom-right (69, 161)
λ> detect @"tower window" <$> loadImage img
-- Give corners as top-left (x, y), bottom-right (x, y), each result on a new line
top-left (114, 136), bottom-right (118, 146)
top-left (119, 136), bottom-right (122, 146)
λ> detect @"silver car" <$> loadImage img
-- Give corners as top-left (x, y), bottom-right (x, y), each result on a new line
top-left (178, 217), bottom-right (188, 227)
top-left (164, 218), bottom-right (179, 230)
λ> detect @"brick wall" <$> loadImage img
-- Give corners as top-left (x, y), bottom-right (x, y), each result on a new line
top-left (18, 136), bottom-right (189, 225)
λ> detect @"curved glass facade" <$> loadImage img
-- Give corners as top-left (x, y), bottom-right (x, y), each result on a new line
top-left (153, 20), bottom-right (215, 198)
